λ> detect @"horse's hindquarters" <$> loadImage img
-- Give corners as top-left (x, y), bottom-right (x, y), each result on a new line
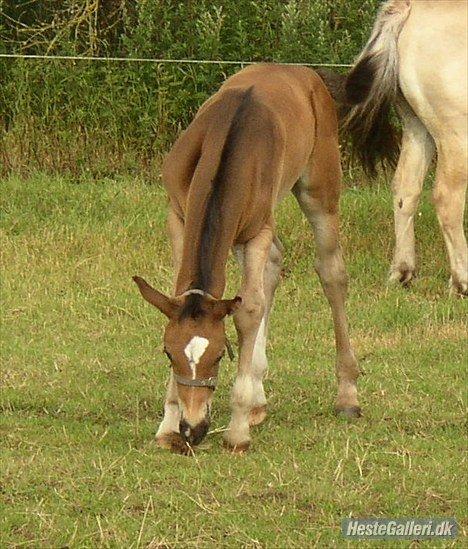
top-left (397, 0), bottom-right (468, 294)
top-left (398, 0), bottom-right (467, 142)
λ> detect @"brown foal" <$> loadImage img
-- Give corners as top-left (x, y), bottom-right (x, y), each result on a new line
top-left (134, 64), bottom-right (361, 454)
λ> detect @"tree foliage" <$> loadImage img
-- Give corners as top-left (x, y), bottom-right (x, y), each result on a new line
top-left (0, 0), bottom-right (380, 177)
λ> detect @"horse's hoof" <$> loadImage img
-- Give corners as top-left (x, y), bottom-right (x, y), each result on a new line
top-left (335, 405), bottom-right (362, 419)
top-left (156, 432), bottom-right (192, 455)
top-left (389, 264), bottom-right (414, 287)
top-left (156, 433), bottom-right (175, 450)
top-left (249, 405), bottom-right (267, 426)
top-left (223, 439), bottom-right (250, 454)
top-left (449, 276), bottom-right (467, 297)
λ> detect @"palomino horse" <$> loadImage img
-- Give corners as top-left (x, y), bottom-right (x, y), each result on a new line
top-left (343, 0), bottom-right (467, 295)
top-left (133, 64), bottom-right (361, 454)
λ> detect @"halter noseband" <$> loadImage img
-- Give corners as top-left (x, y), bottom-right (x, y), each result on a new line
top-left (173, 373), bottom-right (218, 388)
top-left (170, 288), bottom-right (235, 389)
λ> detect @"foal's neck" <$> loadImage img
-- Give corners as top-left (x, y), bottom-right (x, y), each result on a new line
top-left (174, 88), bottom-right (256, 299)
top-left (175, 225), bottom-right (232, 300)
top-left (175, 237), bottom-right (231, 299)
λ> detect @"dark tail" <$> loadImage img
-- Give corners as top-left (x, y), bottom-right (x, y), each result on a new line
top-left (342, 59), bottom-right (401, 176)
top-left (318, 0), bottom-right (411, 176)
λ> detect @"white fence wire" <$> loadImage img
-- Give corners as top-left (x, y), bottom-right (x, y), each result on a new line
top-left (0, 53), bottom-right (352, 68)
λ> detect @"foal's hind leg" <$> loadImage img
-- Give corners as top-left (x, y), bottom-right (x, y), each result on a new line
top-left (235, 236), bottom-right (284, 426)
top-left (433, 139), bottom-right (468, 296)
top-left (389, 108), bottom-right (435, 286)
top-left (294, 147), bottom-right (360, 417)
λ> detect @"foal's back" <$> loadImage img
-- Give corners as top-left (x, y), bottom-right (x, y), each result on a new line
top-left (218, 64), bottom-right (337, 190)
top-left (163, 63), bottom-right (337, 233)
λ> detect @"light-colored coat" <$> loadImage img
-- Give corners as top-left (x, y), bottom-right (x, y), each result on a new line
top-left (344, 0), bottom-right (467, 294)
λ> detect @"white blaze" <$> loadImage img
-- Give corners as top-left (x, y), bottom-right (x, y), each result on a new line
top-left (184, 336), bottom-right (210, 379)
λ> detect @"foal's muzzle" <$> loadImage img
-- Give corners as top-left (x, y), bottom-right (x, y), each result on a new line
top-left (179, 418), bottom-right (209, 446)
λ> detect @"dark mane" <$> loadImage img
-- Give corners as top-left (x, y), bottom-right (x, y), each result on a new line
top-left (196, 86), bottom-right (254, 290)
top-left (179, 292), bottom-right (204, 320)
top-left (180, 87), bottom-right (254, 319)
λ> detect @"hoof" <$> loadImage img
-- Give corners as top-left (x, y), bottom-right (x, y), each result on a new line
top-left (156, 432), bottom-right (192, 455)
top-left (389, 264), bottom-right (414, 287)
top-left (335, 405), bottom-right (362, 419)
top-left (249, 405), bottom-right (267, 426)
top-left (223, 439), bottom-right (250, 454)
top-left (156, 433), bottom-right (175, 450)
top-left (449, 276), bottom-right (468, 297)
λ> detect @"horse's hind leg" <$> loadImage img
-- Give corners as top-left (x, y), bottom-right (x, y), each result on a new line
top-left (389, 107), bottom-right (435, 286)
top-left (234, 236), bottom-right (283, 427)
top-left (433, 138), bottom-right (468, 296)
top-left (294, 142), bottom-right (360, 417)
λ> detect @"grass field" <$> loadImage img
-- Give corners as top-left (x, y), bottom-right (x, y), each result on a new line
top-left (1, 174), bottom-right (466, 547)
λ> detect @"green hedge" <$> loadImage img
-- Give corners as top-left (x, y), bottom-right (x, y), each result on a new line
top-left (0, 0), bottom-right (380, 178)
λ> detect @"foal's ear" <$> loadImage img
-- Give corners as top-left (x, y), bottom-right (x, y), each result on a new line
top-left (132, 276), bottom-right (177, 318)
top-left (213, 296), bottom-right (242, 320)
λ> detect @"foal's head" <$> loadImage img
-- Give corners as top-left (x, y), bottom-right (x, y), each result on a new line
top-left (133, 276), bottom-right (240, 446)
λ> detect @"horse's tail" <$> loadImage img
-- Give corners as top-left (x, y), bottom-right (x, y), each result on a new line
top-left (342, 0), bottom-right (411, 175)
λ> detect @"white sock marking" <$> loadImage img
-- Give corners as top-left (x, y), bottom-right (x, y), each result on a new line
top-left (184, 336), bottom-right (210, 379)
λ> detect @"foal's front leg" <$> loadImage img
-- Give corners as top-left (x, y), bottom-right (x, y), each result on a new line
top-left (234, 237), bottom-right (284, 427)
top-left (155, 208), bottom-right (184, 447)
top-left (225, 228), bottom-right (273, 452)
top-left (155, 372), bottom-right (182, 449)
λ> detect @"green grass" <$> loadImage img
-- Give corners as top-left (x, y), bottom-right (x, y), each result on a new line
top-left (1, 174), bottom-right (466, 547)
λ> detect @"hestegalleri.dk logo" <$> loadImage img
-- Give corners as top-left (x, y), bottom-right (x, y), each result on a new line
top-left (342, 518), bottom-right (458, 539)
